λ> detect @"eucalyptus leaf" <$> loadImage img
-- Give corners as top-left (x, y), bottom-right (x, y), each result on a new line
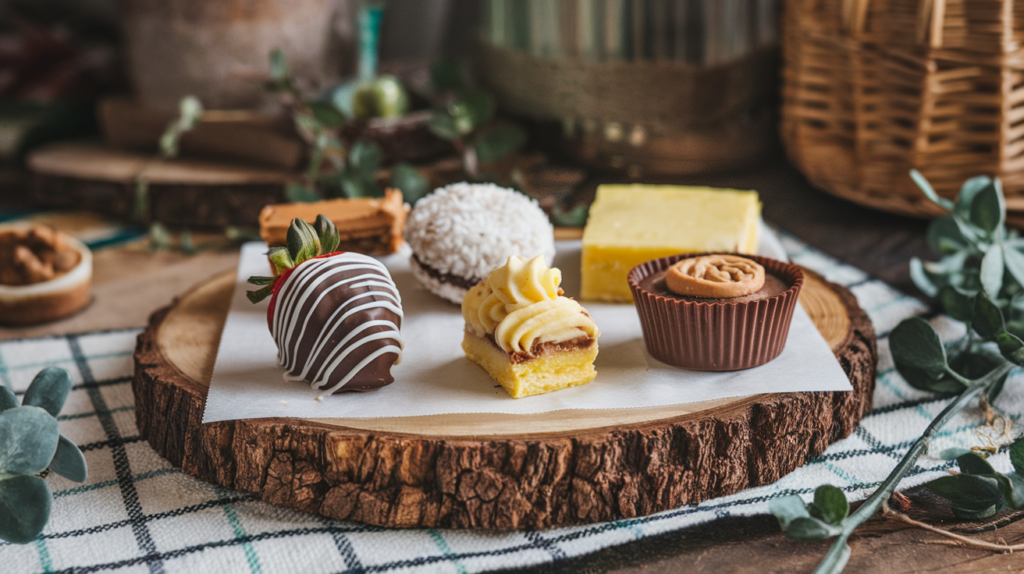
top-left (314, 214), bottom-right (340, 254)
top-left (1002, 246), bottom-right (1024, 288)
top-left (48, 435), bottom-right (87, 482)
top-left (927, 216), bottom-right (968, 255)
top-left (552, 204), bottom-right (590, 228)
top-left (22, 367), bottom-right (72, 417)
top-left (390, 163), bottom-right (430, 204)
top-left (956, 176), bottom-right (993, 217)
top-left (448, 90), bottom-right (494, 134)
top-left (1003, 472), bottom-right (1024, 509)
top-left (0, 386), bottom-right (16, 412)
top-left (910, 257), bottom-right (938, 297)
top-left (889, 318), bottom-right (949, 387)
top-left (341, 174), bottom-right (383, 199)
top-left (269, 48), bottom-right (291, 91)
top-left (0, 475), bottom-right (51, 544)
top-left (936, 447), bottom-right (972, 460)
top-left (947, 349), bottom-right (1006, 399)
top-left (149, 222), bottom-right (172, 251)
top-left (956, 452), bottom-right (997, 475)
top-left (1011, 438), bottom-right (1024, 475)
top-left (972, 292), bottom-right (1006, 340)
top-left (286, 217), bottom-right (321, 265)
top-left (347, 140), bottom-right (382, 183)
top-left (428, 113), bottom-right (461, 141)
top-left (925, 474), bottom-right (1006, 520)
top-left (474, 124), bottom-right (527, 163)
top-left (995, 332), bottom-right (1024, 366)
top-left (0, 407), bottom-right (59, 475)
top-left (970, 178), bottom-right (1005, 235)
top-left (285, 183), bottom-right (320, 203)
top-left (810, 485), bottom-right (849, 526)
top-left (178, 96), bottom-right (203, 129)
top-left (986, 366), bottom-right (1009, 403)
top-left (980, 244), bottom-right (1004, 297)
top-left (306, 101), bottom-right (346, 129)
top-left (781, 516), bottom-right (841, 541)
top-left (910, 169), bottom-right (954, 211)
top-left (768, 495), bottom-right (810, 528)
top-left (937, 286), bottom-right (974, 323)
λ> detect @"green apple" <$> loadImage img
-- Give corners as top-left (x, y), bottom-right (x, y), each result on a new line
top-left (352, 75), bottom-right (409, 120)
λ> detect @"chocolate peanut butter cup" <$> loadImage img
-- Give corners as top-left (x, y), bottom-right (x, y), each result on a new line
top-left (628, 253), bottom-right (803, 371)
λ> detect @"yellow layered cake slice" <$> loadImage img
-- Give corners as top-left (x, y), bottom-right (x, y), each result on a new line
top-left (462, 255), bottom-right (600, 398)
top-left (581, 185), bottom-right (761, 302)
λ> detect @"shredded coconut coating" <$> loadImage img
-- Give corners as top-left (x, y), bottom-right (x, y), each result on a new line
top-left (404, 183), bottom-right (556, 298)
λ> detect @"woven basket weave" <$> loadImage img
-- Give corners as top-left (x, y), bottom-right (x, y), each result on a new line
top-left (781, 0), bottom-right (1024, 218)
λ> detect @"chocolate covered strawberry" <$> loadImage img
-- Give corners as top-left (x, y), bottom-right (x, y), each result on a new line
top-left (247, 216), bottom-right (404, 394)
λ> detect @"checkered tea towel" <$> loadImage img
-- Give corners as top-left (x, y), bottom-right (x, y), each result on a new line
top-left (1, 231), bottom-right (1020, 574)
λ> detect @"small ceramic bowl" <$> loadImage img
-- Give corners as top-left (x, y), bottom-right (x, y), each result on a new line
top-left (0, 224), bottom-right (92, 326)
top-left (627, 252), bottom-right (803, 371)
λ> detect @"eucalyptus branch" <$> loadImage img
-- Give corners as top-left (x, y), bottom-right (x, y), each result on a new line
top-left (814, 364), bottom-right (1009, 573)
top-left (771, 171), bottom-right (1024, 573)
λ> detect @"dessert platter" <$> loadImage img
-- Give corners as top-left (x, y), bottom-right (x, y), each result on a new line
top-left (132, 184), bottom-right (876, 529)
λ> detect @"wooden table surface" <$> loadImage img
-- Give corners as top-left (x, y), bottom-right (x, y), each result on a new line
top-left (5, 158), bottom-right (1022, 573)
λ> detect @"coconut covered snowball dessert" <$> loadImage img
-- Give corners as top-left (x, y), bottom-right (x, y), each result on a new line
top-left (403, 183), bottom-right (556, 304)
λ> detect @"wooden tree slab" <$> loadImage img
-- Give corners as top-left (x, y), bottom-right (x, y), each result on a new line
top-left (28, 140), bottom-right (297, 228)
top-left (132, 269), bottom-right (876, 529)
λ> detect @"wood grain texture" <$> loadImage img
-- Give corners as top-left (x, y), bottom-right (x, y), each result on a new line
top-left (132, 268), bottom-right (875, 529)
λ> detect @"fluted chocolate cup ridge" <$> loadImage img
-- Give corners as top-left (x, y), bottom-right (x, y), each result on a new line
top-left (628, 253), bottom-right (804, 371)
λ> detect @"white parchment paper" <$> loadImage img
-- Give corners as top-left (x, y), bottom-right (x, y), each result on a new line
top-left (202, 225), bottom-right (851, 423)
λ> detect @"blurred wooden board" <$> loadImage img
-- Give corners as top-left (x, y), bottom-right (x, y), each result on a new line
top-left (27, 140), bottom-right (297, 229)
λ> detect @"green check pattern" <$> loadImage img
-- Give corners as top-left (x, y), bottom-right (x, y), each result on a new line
top-left (1, 230), bottom-right (1021, 574)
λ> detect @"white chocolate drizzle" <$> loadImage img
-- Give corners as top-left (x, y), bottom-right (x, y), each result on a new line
top-left (271, 253), bottom-right (404, 394)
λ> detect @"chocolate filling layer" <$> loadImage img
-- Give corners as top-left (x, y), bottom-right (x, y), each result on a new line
top-left (412, 252), bottom-right (481, 290)
top-left (479, 331), bottom-right (596, 364)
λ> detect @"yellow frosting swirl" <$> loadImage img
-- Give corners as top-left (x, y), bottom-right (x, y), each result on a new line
top-left (493, 298), bottom-right (598, 353)
top-left (462, 255), bottom-right (599, 354)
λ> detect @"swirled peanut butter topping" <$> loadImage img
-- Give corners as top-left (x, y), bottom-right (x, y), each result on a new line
top-left (462, 255), bottom-right (598, 353)
top-left (665, 254), bottom-right (765, 299)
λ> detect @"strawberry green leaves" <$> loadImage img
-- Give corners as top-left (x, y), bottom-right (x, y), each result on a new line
top-left (0, 367), bottom-right (87, 544)
top-left (314, 215), bottom-right (340, 254)
top-left (267, 247), bottom-right (294, 272)
top-left (246, 215), bottom-right (343, 303)
top-left (287, 218), bottom-right (321, 266)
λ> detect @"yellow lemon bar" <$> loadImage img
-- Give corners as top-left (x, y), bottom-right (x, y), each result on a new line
top-left (462, 255), bottom-right (600, 398)
top-left (581, 185), bottom-right (761, 302)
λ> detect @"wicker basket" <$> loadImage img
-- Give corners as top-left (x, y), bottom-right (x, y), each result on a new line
top-left (780, 0), bottom-right (1024, 217)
